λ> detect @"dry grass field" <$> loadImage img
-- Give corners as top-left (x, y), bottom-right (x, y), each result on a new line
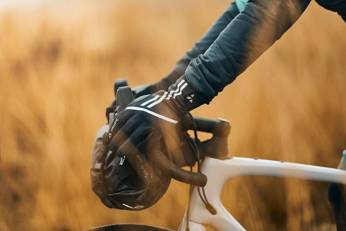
top-left (0, 1), bottom-right (345, 230)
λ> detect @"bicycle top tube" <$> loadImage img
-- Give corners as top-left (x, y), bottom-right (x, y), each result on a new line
top-left (182, 156), bottom-right (346, 231)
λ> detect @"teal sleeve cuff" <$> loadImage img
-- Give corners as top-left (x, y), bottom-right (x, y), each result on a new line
top-left (235, 0), bottom-right (249, 12)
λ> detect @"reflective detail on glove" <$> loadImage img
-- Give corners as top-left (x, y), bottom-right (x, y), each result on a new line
top-left (166, 79), bottom-right (188, 101)
top-left (121, 203), bottom-right (145, 210)
top-left (126, 106), bottom-right (178, 124)
top-left (169, 76), bottom-right (208, 111)
top-left (140, 95), bottom-right (160, 107)
top-left (140, 79), bottom-right (188, 108)
top-left (146, 92), bottom-right (168, 108)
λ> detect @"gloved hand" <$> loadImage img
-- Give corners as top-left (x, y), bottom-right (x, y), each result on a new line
top-left (109, 75), bottom-right (207, 168)
top-left (91, 75), bottom-right (207, 210)
top-left (106, 59), bottom-right (189, 121)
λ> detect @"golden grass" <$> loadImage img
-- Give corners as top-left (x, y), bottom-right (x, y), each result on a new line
top-left (0, 1), bottom-right (345, 230)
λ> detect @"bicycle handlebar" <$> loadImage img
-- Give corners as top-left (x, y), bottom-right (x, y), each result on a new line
top-left (183, 116), bottom-right (230, 137)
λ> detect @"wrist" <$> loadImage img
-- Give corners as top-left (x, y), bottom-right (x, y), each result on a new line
top-left (169, 75), bottom-right (208, 112)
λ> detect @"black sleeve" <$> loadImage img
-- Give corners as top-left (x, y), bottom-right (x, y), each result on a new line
top-left (153, 2), bottom-right (240, 91)
top-left (182, 2), bottom-right (240, 64)
top-left (185, 0), bottom-right (311, 102)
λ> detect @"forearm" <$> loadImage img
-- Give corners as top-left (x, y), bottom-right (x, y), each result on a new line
top-left (185, 0), bottom-right (311, 102)
top-left (154, 2), bottom-right (240, 91)
top-left (183, 2), bottom-right (240, 64)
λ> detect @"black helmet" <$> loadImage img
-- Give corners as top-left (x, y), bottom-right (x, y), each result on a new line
top-left (90, 126), bottom-right (171, 210)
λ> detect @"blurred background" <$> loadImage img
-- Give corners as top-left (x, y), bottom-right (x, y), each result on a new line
top-left (0, 0), bottom-right (345, 230)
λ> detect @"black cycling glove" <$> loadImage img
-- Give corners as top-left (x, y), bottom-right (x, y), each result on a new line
top-left (110, 75), bottom-right (207, 168)
top-left (106, 58), bottom-right (190, 121)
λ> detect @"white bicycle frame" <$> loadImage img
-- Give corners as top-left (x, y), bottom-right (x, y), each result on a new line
top-left (179, 154), bottom-right (346, 231)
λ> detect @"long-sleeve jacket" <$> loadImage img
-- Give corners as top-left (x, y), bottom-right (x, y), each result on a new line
top-left (160, 0), bottom-right (345, 104)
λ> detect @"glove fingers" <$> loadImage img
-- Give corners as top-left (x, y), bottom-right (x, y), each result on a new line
top-left (130, 131), bottom-right (167, 177)
top-left (115, 129), bottom-right (155, 188)
top-left (110, 109), bottom-right (136, 135)
top-left (157, 122), bottom-right (192, 166)
top-left (129, 127), bottom-right (159, 156)
top-left (108, 113), bottom-right (144, 151)
top-left (119, 124), bottom-right (153, 157)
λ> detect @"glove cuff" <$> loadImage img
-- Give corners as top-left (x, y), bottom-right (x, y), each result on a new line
top-left (169, 75), bottom-right (208, 112)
